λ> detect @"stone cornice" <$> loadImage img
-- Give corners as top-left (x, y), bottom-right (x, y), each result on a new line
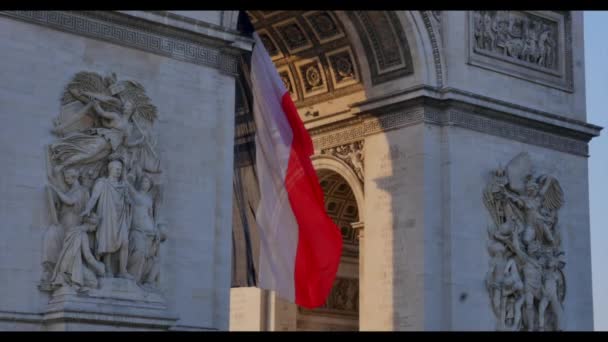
top-left (0, 11), bottom-right (249, 75)
top-left (349, 86), bottom-right (602, 140)
top-left (311, 101), bottom-right (594, 157)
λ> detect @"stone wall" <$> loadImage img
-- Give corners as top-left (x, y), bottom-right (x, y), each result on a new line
top-left (0, 11), bottom-right (245, 331)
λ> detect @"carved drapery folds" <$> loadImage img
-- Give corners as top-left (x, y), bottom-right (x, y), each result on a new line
top-left (321, 141), bottom-right (364, 184)
top-left (483, 152), bottom-right (566, 331)
top-left (39, 71), bottom-right (166, 295)
top-left (473, 11), bottom-right (558, 70)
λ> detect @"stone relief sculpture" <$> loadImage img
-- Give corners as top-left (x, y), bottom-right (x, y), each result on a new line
top-left (322, 141), bottom-right (364, 183)
top-left (126, 173), bottom-right (166, 290)
top-left (483, 152), bottom-right (565, 331)
top-left (39, 167), bottom-right (90, 291)
top-left (39, 71), bottom-right (165, 294)
top-left (472, 11), bottom-right (558, 70)
top-left (50, 213), bottom-right (105, 293)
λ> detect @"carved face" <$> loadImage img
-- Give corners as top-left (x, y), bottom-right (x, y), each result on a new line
top-left (63, 169), bottom-right (78, 186)
top-left (140, 176), bottom-right (152, 192)
top-left (122, 101), bottom-right (134, 116)
top-left (525, 181), bottom-right (539, 197)
top-left (108, 161), bottom-right (123, 179)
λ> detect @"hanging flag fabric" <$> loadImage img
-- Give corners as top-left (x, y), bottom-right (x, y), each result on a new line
top-left (240, 14), bottom-right (343, 309)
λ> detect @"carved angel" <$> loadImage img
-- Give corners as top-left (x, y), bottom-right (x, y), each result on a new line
top-left (483, 152), bottom-right (566, 331)
top-left (50, 72), bottom-right (160, 181)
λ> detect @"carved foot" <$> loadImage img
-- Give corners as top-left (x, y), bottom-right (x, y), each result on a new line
top-left (117, 272), bottom-right (134, 280)
top-left (93, 261), bottom-right (105, 276)
top-left (38, 281), bottom-right (53, 292)
top-left (76, 287), bottom-right (91, 295)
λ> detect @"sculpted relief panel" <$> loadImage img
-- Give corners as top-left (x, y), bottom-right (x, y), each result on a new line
top-left (321, 141), bottom-right (364, 184)
top-left (39, 71), bottom-right (166, 295)
top-left (469, 11), bottom-right (572, 91)
top-left (483, 153), bottom-right (565, 331)
top-left (473, 11), bottom-right (558, 70)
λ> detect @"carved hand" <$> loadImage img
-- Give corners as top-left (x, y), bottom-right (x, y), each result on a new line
top-left (80, 208), bottom-right (91, 217)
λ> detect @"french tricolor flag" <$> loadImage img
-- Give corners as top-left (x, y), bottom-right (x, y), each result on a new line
top-left (240, 14), bottom-right (343, 308)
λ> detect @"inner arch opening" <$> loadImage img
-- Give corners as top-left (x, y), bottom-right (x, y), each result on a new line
top-left (296, 169), bottom-right (360, 331)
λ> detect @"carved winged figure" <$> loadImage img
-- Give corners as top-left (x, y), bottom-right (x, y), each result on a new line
top-left (40, 71), bottom-right (166, 295)
top-left (483, 152), bottom-right (565, 331)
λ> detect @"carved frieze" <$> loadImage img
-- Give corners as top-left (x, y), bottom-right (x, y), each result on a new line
top-left (321, 141), bottom-right (364, 184)
top-left (0, 11), bottom-right (238, 75)
top-left (468, 11), bottom-right (572, 91)
top-left (40, 71), bottom-right (167, 296)
top-left (473, 11), bottom-right (558, 70)
top-left (483, 152), bottom-right (566, 331)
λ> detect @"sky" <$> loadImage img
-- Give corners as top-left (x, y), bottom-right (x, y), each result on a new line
top-left (585, 11), bottom-right (608, 331)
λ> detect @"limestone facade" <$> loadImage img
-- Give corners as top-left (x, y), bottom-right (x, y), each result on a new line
top-left (231, 11), bottom-right (600, 331)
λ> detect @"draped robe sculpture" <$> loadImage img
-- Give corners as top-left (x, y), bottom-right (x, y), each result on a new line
top-left (39, 71), bottom-right (166, 295)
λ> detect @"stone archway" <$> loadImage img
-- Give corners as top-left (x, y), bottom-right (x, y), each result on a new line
top-left (231, 10), bottom-right (446, 331)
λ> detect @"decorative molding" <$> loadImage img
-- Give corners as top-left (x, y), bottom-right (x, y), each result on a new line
top-left (326, 46), bottom-right (359, 89)
top-left (420, 11), bottom-right (444, 87)
top-left (295, 57), bottom-right (330, 98)
top-left (272, 18), bottom-right (314, 54)
top-left (0, 311), bottom-right (43, 324)
top-left (0, 11), bottom-right (239, 75)
top-left (443, 111), bottom-right (587, 156)
top-left (468, 11), bottom-right (573, 92)
top-left (303, 11), bottom-right (345, 44)
top-left (321, 141), bottom-right (365, 184)
top-left (346, 11), bottom-right (414, 85)
top-left (311, 109), bottom-right (588, 156)
top-left (250, 11), bottom-right (363, 109)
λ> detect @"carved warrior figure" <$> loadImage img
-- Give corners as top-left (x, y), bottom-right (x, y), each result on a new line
top-left (40, 71), bottom-right (165, 294)
top-left (472, 11), bottom-right (558, 70)
top-left (483, 152), bottom-right (565, 331)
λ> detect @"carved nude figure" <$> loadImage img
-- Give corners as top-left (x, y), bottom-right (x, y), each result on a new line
top-left (81, 159), bottom-right (132, 279)
top-left (538, 258), bottom-right (563, 331)
top-left (126, 174), bottom-right (166, 288)
top-left (501, 258), bottom-right (524, 330)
